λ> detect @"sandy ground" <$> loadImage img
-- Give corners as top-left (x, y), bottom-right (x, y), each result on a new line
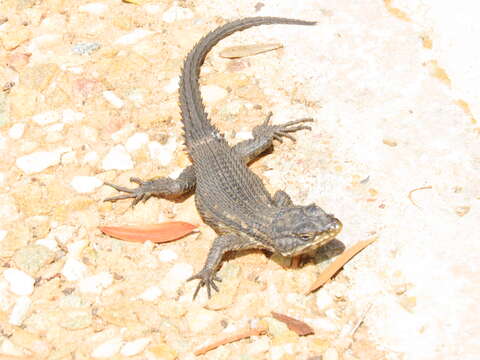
top-left (0, 0), bottom-right (478, 359)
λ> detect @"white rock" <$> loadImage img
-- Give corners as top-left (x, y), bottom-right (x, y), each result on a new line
top-left (0, 173), bottom-right (5, 187)
top-left (101, 145), bottom-right (134, 171)
top-left (91, 338), bottom-right (123, 358)
top-left (148, 138), bottom-right (177, 166)
top-left (45, 123), bottom-right (64, 133)
top-left (143, 4), bottom-right (163, 14)
top-left (185, 308), bottom-right (221, 333)
top-left (79, 3), bottom-right (107, 16)
top-left (61, 258), bottom-right (87, 281)
top-left (111, 123), bottom-right (135, 143)
top-left (0, 338), bottom-right (27, 357)
top-left (323, 348), bottom-right (339, 360)
top-left (62, 109), bottom-right (85, 124)
top-left (316, 291), bottom-right (334, 311)
top-left (3, 269), bottom-right (34, 296)
top-left (115, 29), bottom-right (154, 46)
top-left (49, 225), bottom-right (76, 244)
top-left (67, 240), bottom-right (88, 258)
top-left (35, 238), bottom-right (59, 251)
top-left (79, 272), bottom-right (113, 294)
top-left (138, 286), bottom-right (162, 301)
top-left (83, 151), bottom-right (99, 165)
top-left (8, 123), bottom-right (25, 139)
top-left (103, 91), bottom-right (124, 109)
top-left (270, 344), bottom-right (294, 360)
top-left (126, 133), bottom-right (149, 153)
top-left (120, 337), bottom-right (151, 356)
top-left (61, 151), bottom-right (77, 165)
top-left (0, 229), bottom-right (7, 241)
top-left (247, 336), bottom-right (270, 355)
top-left (200, 85), bottom-right (228, 103)
top-left (160, 263), bottom-right (193, 294)
top-left (16, 150), bottom-right (61, 174)
top-left (163, 76), bottom-right (179, 93)
top-left (70, 176), bottom-right (103, 193)
top-left (157, 249), bottom-right (178, 262)
top-left (9, 296), bottom-right (31, 325)
top-left (162, 4), bottom-right (194, 23)
top-left (32, 111), bottom-right (61, 125)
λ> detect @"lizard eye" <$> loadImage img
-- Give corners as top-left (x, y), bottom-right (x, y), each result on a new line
top-left (298, 233), bottom-right (312, 241)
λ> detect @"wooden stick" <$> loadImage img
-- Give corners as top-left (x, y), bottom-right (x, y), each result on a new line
top-left (193, 323), bottom-right (268, 356)
top-left (306, 237), bottom-right (377, 294)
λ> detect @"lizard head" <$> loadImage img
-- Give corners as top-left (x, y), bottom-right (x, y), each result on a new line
top-left (271, 204), bottom-right (342, 257)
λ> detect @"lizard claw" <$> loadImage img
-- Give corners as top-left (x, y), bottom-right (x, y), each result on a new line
top-left (255, 114), bottom-right (313, 143)
top-left (188, 269), bottom-right (222, 299)
top-left (104, 178), bottom-right (155, 207)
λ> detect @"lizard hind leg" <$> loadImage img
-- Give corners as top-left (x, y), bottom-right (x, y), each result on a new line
top-left (104, 165), bottom-right (195, 207)
top-left (273, 190), bottom-right (294, 207)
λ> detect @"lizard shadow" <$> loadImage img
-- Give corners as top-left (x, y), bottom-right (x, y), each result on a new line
top-left (224, 238), bottom-right (345, 268)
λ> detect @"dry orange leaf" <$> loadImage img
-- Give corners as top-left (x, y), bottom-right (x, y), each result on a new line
top-left (99, 222), bottom-right (197, 243)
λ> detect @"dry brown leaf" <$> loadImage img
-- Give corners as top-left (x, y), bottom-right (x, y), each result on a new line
top-left (271, 312), bottom-right (314, 336)
top-left (306, 237), bottom-right (377, 294)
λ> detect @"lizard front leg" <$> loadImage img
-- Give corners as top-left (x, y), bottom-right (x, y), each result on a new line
top-left (233, 112), bottom-right (313, 164)
top-left (104, 165), bottom-right (195, 206)
top-left (188, 233), bottom-right (253, 299)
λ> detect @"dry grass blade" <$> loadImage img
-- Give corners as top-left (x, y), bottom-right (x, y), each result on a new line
top-left (306, 237), bottom-right (377, 294)
top-left (193, 323), bottom-right (268, 356)
top-left (271, 312), bottom-right (314, 336)
top-left (219, 43), bottom-right (283, 58)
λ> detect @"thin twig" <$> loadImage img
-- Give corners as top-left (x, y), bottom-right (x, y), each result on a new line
top-left (408, 186), bottom-right (432, 208)
top-left (193, 323), bottom-right (268, 356)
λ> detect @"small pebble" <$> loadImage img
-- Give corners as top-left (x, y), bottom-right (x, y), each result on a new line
top-left (49, 225), bottom-right (76, 244)
top-left (67, 240), bottom-right (88, 258)
top-left (323, 348), bottom-right (339, 360)
top-left (157, 249), bottom-right (178, 262)
top-left (138, 286), bottom-right (162, 301)
top-left (115, 29), bottom-right (154, 46)
top-left (61, 258), bottom-right (87, 281)
top-left (70, 176), bottom-right (103, 193)
top-left (72, 42), bottom-right (101, 55)
top-left (8, 123), bottom-right (25, 139)
top-left (35, 238), bottom-right (59, 251)
top-left (9, 296), bottom-right (31, 325)
top-left (32, 110), bottom-right (61, 125)
top-left (59, 309), bottom-right (93, 330)
top-left (16, 150), bottom-right (61, 174)
top-left (83, 151), bottom-right (99, 165)
top-left (3, 268), bottom-right (34, 296)
top-left (62, 109), bottom-right (85, 123)
top-left (185, 308), bottom-right (221, 333)
top-left (0, 339), bottom-right (27, 357)
top-left (120, 337), bottom-right (151, 356)
top-left (0, 229), bottom-right (7, 241)
top-left (101, 145), bottom-right (134, 171)
top-left (126, 132), bottom-right (149, 152)
top-left (316, 291), bottom-right (334, 311)
top-left (103, 91), bottom-right (124, 109)
top-left (163, 77), bottom-right (179, 93)
top-left (159, 263), bottom-right (193, 295)
top-left (13, 244), bottom-right (55, 276)
top-left (148, 138), bottom-right (177, 166)
top-left (79, 3), bottom-right (108, 16)
top-left (91, 338), bottom-right (123, 358)
top-left (79, 272), bottom-right (113, 294)
top-left (162, 5), bottom-right (194, 23)
top-left (201, 85), bottom-right (228, 103)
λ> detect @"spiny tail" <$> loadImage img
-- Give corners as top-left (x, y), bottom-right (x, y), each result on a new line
top-left (178, 17), bottom-right (317, 148)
